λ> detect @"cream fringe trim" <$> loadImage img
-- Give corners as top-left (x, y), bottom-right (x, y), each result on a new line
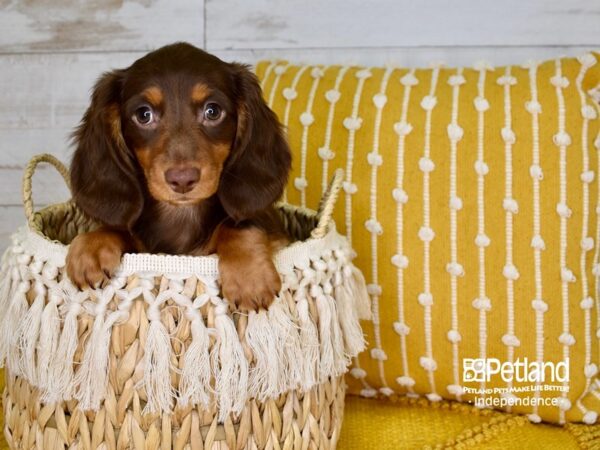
top-left (0, 226), bottom-right (369, 421)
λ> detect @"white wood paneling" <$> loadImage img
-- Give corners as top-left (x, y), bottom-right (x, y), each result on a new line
top-left (0, 0), bottom-right (203, 53)
top-left (206, 0), bottom-right (600, 50)
top-left (215, 46), bottom-right (596, 68)
top-left (0, 52), bottom-right (146, 166)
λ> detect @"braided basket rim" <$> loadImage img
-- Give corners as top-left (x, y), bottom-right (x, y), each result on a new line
top-left (22, 200), bottom-right (342, 278)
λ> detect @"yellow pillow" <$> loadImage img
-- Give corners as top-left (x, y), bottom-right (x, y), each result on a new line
top-left (256, 54), bottom-right (600, 425)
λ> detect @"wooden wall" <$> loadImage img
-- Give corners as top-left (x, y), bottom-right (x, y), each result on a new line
top-left (1, 0), bottom-right (599, 251)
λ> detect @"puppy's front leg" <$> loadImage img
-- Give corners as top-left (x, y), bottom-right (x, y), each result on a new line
top-left (216, 225), bottom-right (281, 311)
top-left (66, 228), bottom-right (135, 288)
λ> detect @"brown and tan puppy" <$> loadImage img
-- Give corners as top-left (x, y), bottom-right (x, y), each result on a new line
top-left (66, 42), bottom-right (291, 311)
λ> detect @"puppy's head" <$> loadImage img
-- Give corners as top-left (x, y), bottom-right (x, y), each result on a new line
top-left (71, 42), bottom-right (291, 229)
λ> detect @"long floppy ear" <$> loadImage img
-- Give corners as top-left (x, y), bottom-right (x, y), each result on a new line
top-left (71, 69), bottom-right (144, 230)
top-left (218, 63), bottom-right (292, 222)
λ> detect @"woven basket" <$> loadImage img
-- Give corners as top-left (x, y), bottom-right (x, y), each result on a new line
top-left (0, 154), bottom-right (370, 449)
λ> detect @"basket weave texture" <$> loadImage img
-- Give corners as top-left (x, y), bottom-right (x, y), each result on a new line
top-left (0, 155), bottom-right (370, 449)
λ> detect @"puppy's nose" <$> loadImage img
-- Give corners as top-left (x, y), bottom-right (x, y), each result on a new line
top-left (165, 168), bottom-right (200, 194)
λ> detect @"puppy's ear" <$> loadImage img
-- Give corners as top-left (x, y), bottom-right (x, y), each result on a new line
top-left (71, 69), bottom-right (144, 230)
top-left (218, 63), bottom-right (291, 222)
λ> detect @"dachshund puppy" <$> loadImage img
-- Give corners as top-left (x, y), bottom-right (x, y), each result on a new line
top-left (66, 42), bottom-right (291, 311)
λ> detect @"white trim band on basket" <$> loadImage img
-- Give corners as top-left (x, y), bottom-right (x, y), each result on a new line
top-left (15, 223), bottom-right (351, 278)
top-left (0, 224), bottom-right (370, 422)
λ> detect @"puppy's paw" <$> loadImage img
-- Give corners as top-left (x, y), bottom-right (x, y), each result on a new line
top-left (220, 257), bottom-right (281, 311)
top-left (66, 230), bottom-right (125, 289)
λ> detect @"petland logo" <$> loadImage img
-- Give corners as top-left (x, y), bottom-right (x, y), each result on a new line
top-left (463, 358), bottom-right (569, 383)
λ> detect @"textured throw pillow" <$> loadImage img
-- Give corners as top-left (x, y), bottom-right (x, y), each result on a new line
top-left (256, 54), bottom-right (600, 424)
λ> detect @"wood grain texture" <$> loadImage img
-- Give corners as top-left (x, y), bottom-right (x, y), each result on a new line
top-left (206, 0), bottom-right (600, 50)
top-left (0, 52), bottom-right (146, 166)
top-left (215, 46), bottom-right (596, 68)
top-left (0, 0), bottom-right (204, 53)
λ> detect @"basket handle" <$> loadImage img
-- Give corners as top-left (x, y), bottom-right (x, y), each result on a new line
top-left (311, 169), bottom-right (344, 238)
top-left (22, 153), bottom-right (71, 228)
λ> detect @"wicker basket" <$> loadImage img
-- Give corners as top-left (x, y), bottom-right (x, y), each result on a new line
top-left (0, 154), bottom-right (370, 450)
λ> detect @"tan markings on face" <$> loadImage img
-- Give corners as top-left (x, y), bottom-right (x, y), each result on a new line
top-left (142, 86), bottom-right (163, 107)
top-left (188, 142), bottom-right (231, 200)
top-left (134, 133), bottom-right (173, 201)
top-left (107, 104), bottom-right (127, 150)
top-left (212, 142), bottom-right (231, 166)
top-left (135, 146), bottom-right (152, 172)
top-left (137, 141), bottom-right (232, 204)
top-left (191, 83), bottom-right (211, 104)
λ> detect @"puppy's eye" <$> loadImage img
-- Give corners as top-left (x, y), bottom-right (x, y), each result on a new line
top-left (133, 106), bottom-right (155, 126)
top-left (203, 103), bottom-right (223, 122)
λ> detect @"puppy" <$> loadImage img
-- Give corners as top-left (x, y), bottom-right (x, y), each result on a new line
top-left (66, 42), bottom-right (291, 311)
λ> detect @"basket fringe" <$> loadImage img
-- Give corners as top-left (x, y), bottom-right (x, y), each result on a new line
top-left (349, 265), bottom-right (372, 320)
top-left (336, 268), bottom-right (367, 356)
top-left (0, 247), bottom-right (10, 279)
top-left (314, 287), bottom-right (346, 379)
top-left (74, 287), bottom-right (121, 411)
top-left (14, 281), bottom-right (45, 385)
top-left (269, 299), bottom-right (304, 391)
top-left (0, 265), bottom-right (19, 367)
top-left (5, 279), bottom-right (30, 374)
top-left (328, 293), bottom-right (349, 374)
top-left (212, 304), bottom-right (248, 422)
top-left (246, 309), bottom-right (279, 400)
top-left (142, 308), bottom-right (176, 414)
top-left (178, 308), bottom-right (213, 408)
top-left (36, 296), bottom-right (61, 396)
top-left (295, 290), bottom-right (319, 391)
top-left (74, 314), bottom-right (110, 409)
top-left (0, 250), bottom-right (13, 364)
top-left (245, 298), bottom-right (301, 401)
top-left (45, 299), bottom-right (82, 402)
